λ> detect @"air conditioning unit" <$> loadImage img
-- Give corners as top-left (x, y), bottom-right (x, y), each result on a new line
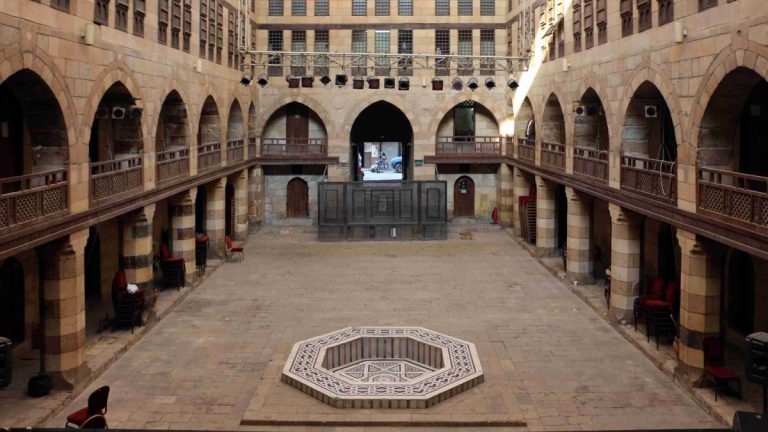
top-left (644, 105), bottom-right (658, 118)
top-left (126, 106), bottom-right (143, 120)
top-left (95, 107), bottom-right (110, 119)
top-left (111, 107), bottom-right (126, 119)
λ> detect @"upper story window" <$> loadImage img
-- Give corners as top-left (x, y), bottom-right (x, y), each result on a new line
top-left (353, 0), bottom-right (367, 15)
top-left (620, 0), bottom-right (632, 37)
top-left (269, 0), bottom-right (284, 16)
top-left (699, 0), bottom-right (717, 11)
top-left (315, 0), bottom-right (329, 15)
top-left (133, 0), bottom-right (145, 37)
top-left (659, 0), bottom-right (674, 25)
top-left (51, 0), bottom-right (70, 12)
top-left (637, 0), bottom-right (652, 32)
top-left (436, 0), bottom-right (450, 16)
top-left (458, 0), bottom-right (473, 16)
top-left (398, 0), bottom-right (412, 15)
top-left (596, 0), bottom-right (606, 44)
top-left (435, 29), bottom-right (450, 75)
top-left (292, 0), bottom-right (306, 15)
top-left (94, 0), bottom-right (109, 25)
top-left (314, 30), bottom-right (330, 75)
top-left (583, 0), bottom-right (593, 49)
top-left (375, 0), bottom-right (390, 15)
top-left (572, 1), bottom-right (581, 53)
top-left (116, 0), bottom-right (129, 31)
top-left (480, 0), bottom-right (494, 16)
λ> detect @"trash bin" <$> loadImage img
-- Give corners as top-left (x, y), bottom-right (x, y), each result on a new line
top-left (0, 336), bottom-right (12, 388)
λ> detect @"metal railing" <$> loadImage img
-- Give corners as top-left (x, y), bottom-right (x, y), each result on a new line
top-left (227, 139), bottom-right (244, 162)
top-left (573, 147), bottom-right (608, 183)
top-left (156, 148), bottom-right (189, 184)
top-left (248, 137), bottom-right (257, 159)
top-left (540, 141), bottom-right (565, 170)
top-left (261, 138), bottom-right (327, 158)
top-left (198, 142), bottom-right (221, 171)
top-left (517, 138), bottom-right (536, 163)
top-left (621, 155), bottom-right (676, 203)
top-left (435, 136), bottom-right (501, 155)
top-left (698, 167), bottom-right (768, 228)
top-left (91, 156), bottom-right (143, 203)
top-left (0, 169), bottom-right (67, 229)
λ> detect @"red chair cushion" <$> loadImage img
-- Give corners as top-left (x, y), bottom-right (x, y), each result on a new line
top-left (163, 256), bottom-right (185, 264)
top-left (665, 282), bottom-right (678, 304)
top-left (644, 299), bottom-right (671, 309)
top-left (66, 407), bottom-right (89, 425)
top-left (230, 247), bottom-right (243, 252)
top-left (114, 270), bottom-right (127, 290)
top-left (651, 277), bottom-right (665, 297)
top-left (706, 366), bottom-right (739, 379)
top-left (226, 236), bottom-right (233, 248)
top-left (160, 244), bottom-right (171, 260)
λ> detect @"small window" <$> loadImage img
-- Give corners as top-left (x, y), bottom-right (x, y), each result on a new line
top-left (94, 0), bottom-right (109, 25)
top-left (351, 29), bottom-right (367, 75)
top-left (699, 0), bottom-right (717, 11)
top-left (638, 0), bottom-right (651, 32)
top-left (375, 0), bottom-right (390, 15)
top-left (291, 30), bottom-right (307, 75)
top-left (480, 0), bottom-right (494, 16)
top-left (269, 0), bottom-right (284, 15)
top-left (458, 29), bottom-right (473, 75)
top-left (134, 0), bottom-right (145, 36)
top-left (480, 30), bottom-right (495, 74)
top-left (435, 29), bottom-right (450, 76)
top-left (435, 0), bottom-right (450, 15)
top-left (314, 30), bottom-right (329, 76)
top-left (398, 0), bottom-right (412, 15)
top-left (658, 0), bottom-right (674, 25)
top-left (352, 0), bottom-right (367, 15)
top-left (268, 30), bottom-right (284, 76)
top-left (572, 2), bottom-right (581, 53)
top-left (158, 0), bottom-right (169, 43)
top-left (50, 0), bottom-right (70, 12)
top-left (292, 0), bottom-right (306, 15)
top-left (458, 0), bottom-right (472, 16)
top-left (115, 0), bottom-right (129, 31)
top-left (398, 30), bottom-right (413, 75)
top-left (171, 0), bottom-right (182, 49)
top-left (315, 0), bottom-right (329, 15)
top-left (583, 0), bottom-right (593, 49)
top-left (183, 0), bottom-right (191, 52)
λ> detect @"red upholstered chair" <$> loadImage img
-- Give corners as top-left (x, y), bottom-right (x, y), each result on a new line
top-left (225, 236), bottom-right (244, 262)
top-left (634, 277), bottom-right (666, 330)
top-left (159, 244), bottom-right (186, 290)
top-left (111, 270), bottom-right (143, 333)
top-left (81, 414), bottom-right (108, 429)
top-left (65, 385), bottom-right (110, 428)
top-left (700, 337), bottom-right (741, 400)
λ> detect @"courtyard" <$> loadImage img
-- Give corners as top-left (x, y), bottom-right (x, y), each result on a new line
top-left (46, 231), bottom-right (722, 431)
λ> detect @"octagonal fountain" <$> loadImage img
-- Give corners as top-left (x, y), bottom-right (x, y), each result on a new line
top-left (281, 327), bottom-right (484, 409)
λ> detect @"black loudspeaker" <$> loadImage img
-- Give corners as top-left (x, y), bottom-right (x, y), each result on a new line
top-left (746, 332), bottom-right (768, 384)
top-left (733, 411), bottom-right (768, 432)
top-left (27, 374), bottom-right (52, 398)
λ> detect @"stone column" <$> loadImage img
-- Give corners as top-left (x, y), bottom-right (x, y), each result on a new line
top-left (43, 229), bottom-right (90, 389)
top-left (511, 167), bottom-right (532, 237)
top-left (206, 178), bottom-right (226, 257)
top-left (677, 229), bottom-right (721, 374)
top-left (497, 164), bottom-right (514, 227)
top-left (565, 187), bottom-right (593, 283)
top-left (535, 176), bottom-right (557, 256)
top-left (608, 203), bottom-right (643, 322)
top-left (122, 205), bottom-right (156, 305)
top-left (248, 166), bottom-right (264, 231)
top-left (172, 188), bottom-right (197, 283)
top-left (233, 170), bottom-right (248, 240)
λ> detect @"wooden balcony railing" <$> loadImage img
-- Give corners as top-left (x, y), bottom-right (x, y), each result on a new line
top-left (621, 155), bottom-right (676, 203)
top-left (227, 139), bottom-right (244, 162)
top-left (248, 137), bottom-right (257, 159)
top-left (91, 156), bottom-right (143, 203)
top-left (517, 138), bottom-right (536, 163)
top-left (0, 169), bottom-right (67, 229)
top-left (540, 141), bottom-right (565, 170)
top-left (435, 136), bottom-right (502, 155)
top-left (573, 147), bottom-right (608, 183)
top-left (198, 142), bottom-right (221, 171)
top-left (261, 138), bottom-right (327, 158)
top-left (698, 167), bottom-right (768, 228)
top-left (156, 148), bottom-right (189, 184)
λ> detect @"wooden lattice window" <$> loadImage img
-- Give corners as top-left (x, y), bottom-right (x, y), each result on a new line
top-left (228, 11), bottom-right (235, 68)
top-left (183, 0), bottom-right (191, 52)
top-left (115, 0), bottom-right (129, 31)
top-left (200, 0), bottom-right (207, 57)
top-left (620, 0), bottom-right (633, 37)
top-left (94, 0), bottom-right (109, 25)
top-left (638, 0), bottom-right (651, 32)
top-left (658, 0), bottom-right (673, 25)
top-left (134, 0), bottom-right (145, 36)
top-left (596, 0), bottom-right (606, 44)
top-left (216, 3), bottom-right (223, 64)
top-left (158, 0), bottom-right (169, 43)
top-left (573, 2), bottom-right (581, 53)
top-left (699, 0), bottom-right (717, 11)
top-left (171, 0), bottom-right (181, 49)
top-left (209, 0), bottom-right (217, 60)
top-left (583, 0), bottom-right (593, 49)
top-left (50, 0), bottom-right (70, 12)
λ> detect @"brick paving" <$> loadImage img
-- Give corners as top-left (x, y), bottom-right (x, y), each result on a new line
top-left (47, 232), bottom-right (722, 431)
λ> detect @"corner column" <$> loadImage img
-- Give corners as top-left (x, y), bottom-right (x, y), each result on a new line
top-left (248, 166), bottom-right (264, 231)
top-left (535, 175), bottom-right (557, 255)
top-left (565, 187), bottom-right (593, 283)
top-left (172, 188), bottom-right (197, 283)
top-left (497, 164), bottom-right (514, 227)
top-left (677, 229), bottom-right (721, 374)
top-left (233, 170), bottom-right (248, 240)
top-left (206, 178), bottom-right (226, 257)
top-left (122, 205), bottom-right (156, 306)
top-left (608, 203), bottom-right (643, 322)
top-left (43, 229), bottom-right (90, 389)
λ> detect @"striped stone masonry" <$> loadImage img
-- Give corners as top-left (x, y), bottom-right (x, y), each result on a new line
top-left (206, 178), bottom-right (226, 257)
top-left (248, 166), bottom-right (264, 231)
top-left (565, 187), bottom-right (593, 283)
top-left (172, 189), bottom-right (197, 282)
top-left (497, 164), bottom-right (514, 227)
top-left (512, 167), bottom-right (532, 237)
top-left (677, 229), bottom-right (721, 373)
top-left (608, 203), bottom-right (643, 322)
top-left (122, 205), bottom-right (155, 305)
top-left (43, 229), bottom-right (90, 389)
top-left (232, 170), bottom-right (248, 241)
top-left (535, 176), bottom-right (557, 255)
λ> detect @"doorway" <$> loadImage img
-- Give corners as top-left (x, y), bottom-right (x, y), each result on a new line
top-left (0, 257), bottom-right (24, 342)
top-left (726, 249), bottom-right (755, 335)
top-left (287, 177), bottom-right (309, 218)
top-left (350, 101), bottom-right (413, 181)
top-left (454, 176), bottom-right (475, 217)
top-left (225, 183), bottom-right (235, 237)
top-left (84, 227), bottom-right (102, 300)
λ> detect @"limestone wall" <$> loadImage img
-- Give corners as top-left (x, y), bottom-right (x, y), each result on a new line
top-left (438, 172), bottom-right (498, 221)
top-left (263, 174), bottom-right (323, 225)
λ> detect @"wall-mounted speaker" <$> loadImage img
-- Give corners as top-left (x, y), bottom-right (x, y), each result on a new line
top-left (111, 107), bottom-right (126, 120)
top-left (644, 105), bottom-right (658, 118)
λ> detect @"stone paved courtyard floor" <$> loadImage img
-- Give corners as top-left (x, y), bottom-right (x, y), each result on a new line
top-left (46, 231), bottom-right (723, 431)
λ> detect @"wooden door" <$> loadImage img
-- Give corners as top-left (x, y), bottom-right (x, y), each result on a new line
top-left (286, 104), bottom-right (309, 141)
top-left (454, 176), bottom-right (475, 217)
top-left (287, 178), bottom-right (309, 217)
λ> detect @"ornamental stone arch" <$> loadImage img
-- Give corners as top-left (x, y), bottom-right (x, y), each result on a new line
top-left (539, 91), bottom-right (567, 149)
top-left (148, 72), bottom-right (194, 141)
top-left (574, 72), bottom-right (615, 144)
top-left (616, 64), bottom-right (685, 162)
top-left (345, 94), bottom-right (421, 140)
top-left (253, 94), bottom-right (334, 139)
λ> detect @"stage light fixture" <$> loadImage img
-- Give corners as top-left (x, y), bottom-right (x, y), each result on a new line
top-left (335, 74), bottom-right (348, 86)
top-left (287, 75), bottom-right (300, 88)
top-left (367, 76), bottom-right (380, 89)
top-left (384, 77), bottom-right (396, 89)
top-left (485, 78), bottom-right (496, 90)
top-left (301, 76), bottom-right (314, 88)
top-left (507, 79), bottom-right (519, 90)
top-left (467, 77), bottom-right (479, 91)
top-left (240, 72), bottom-right (252, 86)
top-left (451, 78), bottom-right (464, 91)
top-left (352, 76), bottom-right (365, 89)
top-left (257, 75), bottom-right (268, 87)
top-left (398, 77), bottom-right (409, 91)
top-left (320, 75), bottom-right (332, 85)
top-left (432, 78), bottom-right (444, 91)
